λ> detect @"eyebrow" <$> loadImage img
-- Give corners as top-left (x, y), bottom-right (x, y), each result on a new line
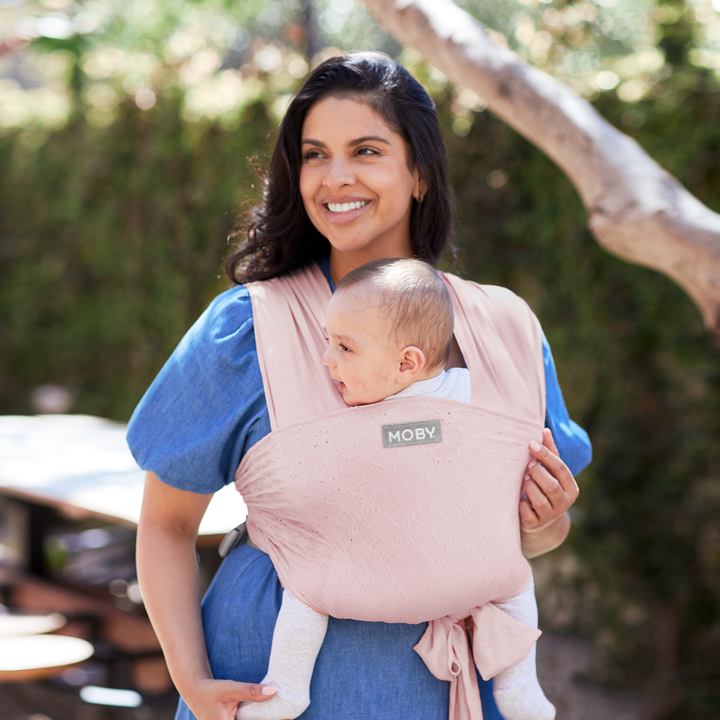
top-left (325, 327), bottom-right (357, 345)
top-left (301, 135), bottom-right (391, 148)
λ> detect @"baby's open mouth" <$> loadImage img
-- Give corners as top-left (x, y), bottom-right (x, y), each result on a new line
top-left (326, 201), bottom-right (369, 213)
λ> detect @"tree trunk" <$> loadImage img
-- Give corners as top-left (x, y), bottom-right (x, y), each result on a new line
top-left (363, 0), bottom-right (720, 334)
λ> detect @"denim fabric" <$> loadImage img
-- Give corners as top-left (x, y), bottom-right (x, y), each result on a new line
top-left (174, 544), bottom-right (504, 720)
top-left (541, 334), bottom-right (591, 476)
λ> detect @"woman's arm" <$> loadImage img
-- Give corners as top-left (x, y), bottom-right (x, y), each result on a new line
top-left (137, 472), bottom-right (276, 720)
top-left (519, 429), bottom-right (579, 559)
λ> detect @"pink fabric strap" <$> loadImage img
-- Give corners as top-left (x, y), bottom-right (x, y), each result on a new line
top-left (442, 273), bottom-right (546, 422)
top-left (246, 263), bottom-right (341, 431)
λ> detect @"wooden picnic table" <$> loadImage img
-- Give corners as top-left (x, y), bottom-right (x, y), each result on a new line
top-left (0, 413), bottom-right (247, 694)
top-left (0, 414), bottom-right (246, 539)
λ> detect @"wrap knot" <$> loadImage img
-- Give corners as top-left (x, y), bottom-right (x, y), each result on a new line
top-left (414, 602), bottom-right (541, 720)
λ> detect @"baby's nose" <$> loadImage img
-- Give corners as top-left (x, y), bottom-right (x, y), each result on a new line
top-left (322, 347), bottom-right (334, 368)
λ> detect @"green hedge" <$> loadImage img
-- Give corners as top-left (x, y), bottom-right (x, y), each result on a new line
top-left (0, 95), bottom-right (271, 419)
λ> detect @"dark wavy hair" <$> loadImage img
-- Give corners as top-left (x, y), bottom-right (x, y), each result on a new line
top-left (225, 51), bottom-right (454, 284)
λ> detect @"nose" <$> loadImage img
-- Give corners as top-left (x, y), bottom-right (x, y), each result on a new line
top-left (322, 156), bottom-right (354, 190)
top-left (322, 346), bottom-right (335, 369)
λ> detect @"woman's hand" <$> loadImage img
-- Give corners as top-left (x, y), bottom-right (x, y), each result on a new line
top-left (519, 428), bottom-right (579, 559)
top-left (184, 678), bottom-right (278, 720)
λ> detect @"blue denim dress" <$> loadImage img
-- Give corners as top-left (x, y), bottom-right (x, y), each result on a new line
top-left (128, 259), bottom-right (591, 720)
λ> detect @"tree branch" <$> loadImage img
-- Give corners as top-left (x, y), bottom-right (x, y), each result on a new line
top-left (363, 0), bottom-right (720, 333)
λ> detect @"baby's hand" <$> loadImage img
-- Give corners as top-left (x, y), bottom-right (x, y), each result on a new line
top-left (519, 428), bottom-right (579, 557)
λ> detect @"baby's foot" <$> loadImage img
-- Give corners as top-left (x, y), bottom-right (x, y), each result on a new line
top-left (494, 682), bottom-right (555, 720)
top-left (236, 691), bottom-right (309, 720)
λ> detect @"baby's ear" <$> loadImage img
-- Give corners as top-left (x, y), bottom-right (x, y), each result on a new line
top-left (398, 346), bottom-right (426, 380)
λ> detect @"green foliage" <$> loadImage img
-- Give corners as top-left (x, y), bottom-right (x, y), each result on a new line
top-left (0, 93), bottom-right (271, 419)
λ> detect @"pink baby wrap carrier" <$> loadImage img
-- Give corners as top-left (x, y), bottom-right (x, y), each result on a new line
top-left (235, 263), bottom-right (547, 720)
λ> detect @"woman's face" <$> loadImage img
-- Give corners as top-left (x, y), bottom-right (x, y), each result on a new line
top-left (300, 96), bottom-right (421, 277)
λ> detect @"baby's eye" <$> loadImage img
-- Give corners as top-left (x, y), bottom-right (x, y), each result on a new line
top-left (339, 343), bottom-right (351, 352)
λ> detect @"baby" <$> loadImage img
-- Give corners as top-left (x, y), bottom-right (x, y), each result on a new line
top-left (238, 258), bottom-right (555, 720)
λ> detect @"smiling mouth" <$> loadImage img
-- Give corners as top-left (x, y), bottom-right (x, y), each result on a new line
top-left (326, 200), bottom-right (369, 213)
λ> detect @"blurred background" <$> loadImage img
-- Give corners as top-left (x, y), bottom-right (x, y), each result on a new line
top-left (1, 0), bottom-right (720, 718)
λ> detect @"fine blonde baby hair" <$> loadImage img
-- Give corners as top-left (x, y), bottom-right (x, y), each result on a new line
top-left (335, 258), bottom-right (454, 372)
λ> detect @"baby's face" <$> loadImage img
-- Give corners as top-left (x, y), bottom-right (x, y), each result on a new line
top-left (323, 290), bottom-right (402, 406)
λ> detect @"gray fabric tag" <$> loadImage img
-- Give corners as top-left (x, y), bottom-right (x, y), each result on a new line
top-left (382, 419), bottom-right (442, 448)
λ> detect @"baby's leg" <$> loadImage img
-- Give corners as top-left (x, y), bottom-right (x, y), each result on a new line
top-left (492, 577), bottom-right (555, 720)
top-left (237, 589), bottom-right (328, 720)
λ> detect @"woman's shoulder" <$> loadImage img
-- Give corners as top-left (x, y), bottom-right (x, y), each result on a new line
top-left (164, 283), bottom-right (263, 370)
top-left (191, 284), bottom-right (254, 341)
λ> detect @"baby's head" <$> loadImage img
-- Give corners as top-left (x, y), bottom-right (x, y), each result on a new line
top-left (322, 258), bottom-right (454, 406)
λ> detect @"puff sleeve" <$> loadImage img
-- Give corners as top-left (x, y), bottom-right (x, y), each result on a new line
top-left (126, 286), bottom-right (271, 493)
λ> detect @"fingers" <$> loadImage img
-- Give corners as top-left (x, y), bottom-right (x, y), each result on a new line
top-left (542, 427), bottom-right (559, 455)
top-left (210, 679), bottom-right (277, 705)
top-left (237, 683), bottom-right (277, 703)
top-left (528, 431), bottom-right (579, 500)
top-left (519, 495), bottom-right (540, 528)
top-left (187, 679), bottom-right (278, 720)
top-left (522, 474), bottom-right (557, 528)
top-left (527, 464), bottom-right (573, 509)
top-left (520, 429), bottom-right (579, 535)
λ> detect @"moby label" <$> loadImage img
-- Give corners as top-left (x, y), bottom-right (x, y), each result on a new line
top-left (382, 419), bottom-right (442, 448)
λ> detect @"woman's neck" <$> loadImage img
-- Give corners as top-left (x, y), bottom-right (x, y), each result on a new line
top-left (329, 247), bottom-right (414, 286)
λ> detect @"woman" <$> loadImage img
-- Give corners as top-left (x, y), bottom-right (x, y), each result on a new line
top-left (129, 52), bottom-right (590, 720)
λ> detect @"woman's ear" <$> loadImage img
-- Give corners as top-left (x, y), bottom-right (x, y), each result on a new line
top-left (398, 346), bottom-right (426, 381)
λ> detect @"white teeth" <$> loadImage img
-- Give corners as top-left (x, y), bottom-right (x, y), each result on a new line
top-left (327, 200), bottom-right (368, 213)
